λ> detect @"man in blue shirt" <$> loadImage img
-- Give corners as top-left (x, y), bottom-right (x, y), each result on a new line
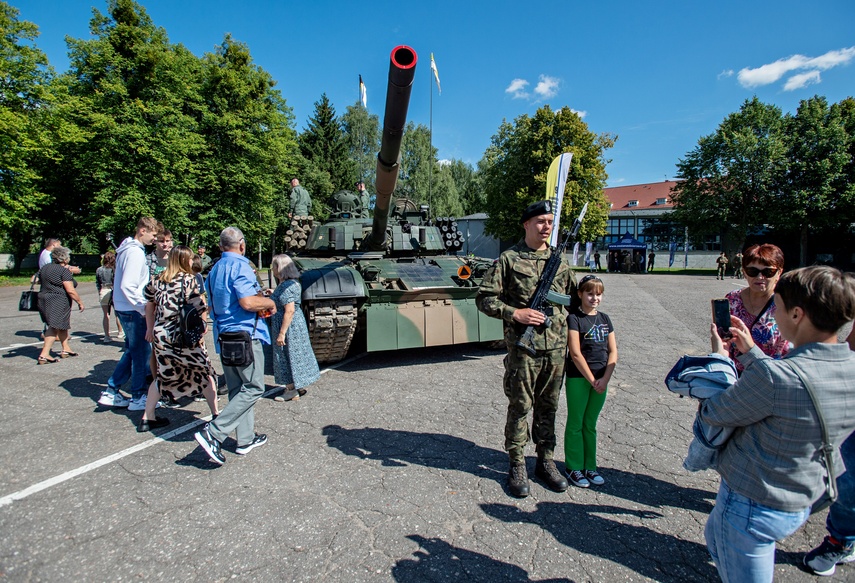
top-left (195, 227), bottom-right (277, 465)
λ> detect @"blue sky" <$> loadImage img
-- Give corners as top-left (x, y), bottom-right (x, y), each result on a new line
top-left (12, 0), bottom-right (855, 187)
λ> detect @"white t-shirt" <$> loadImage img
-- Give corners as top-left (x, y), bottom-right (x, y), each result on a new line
top-left (38, 248), bottom-right (52, 269)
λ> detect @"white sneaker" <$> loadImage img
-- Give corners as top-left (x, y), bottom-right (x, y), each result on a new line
top-left (128, 395), bottom-right (155, 411)
top-left (98, 390), bottom-right (130, 408)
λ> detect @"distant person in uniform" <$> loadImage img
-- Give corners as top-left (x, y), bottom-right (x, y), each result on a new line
top-left (593, 251), bottom-right (601, 272)
top-left (477, 200), bottom-right (576, 498)
top-left (732, 251), bottom-right (743, 279)
top-left (197, 245), bottom-right (213, 274)
top-left (716, 251), bottom-right (729, 280)
top-left (647, 251), bottom-right (655, 272)
top-left (289, 178), bottom-right (312, 218)
top-left (355, 180), bottom-right (371, 218)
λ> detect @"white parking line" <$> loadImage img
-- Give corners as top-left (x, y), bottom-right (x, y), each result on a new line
top-left (0, 331), bottom-right (105, 353)
top-left (0, 352), bottom-right (364, 508)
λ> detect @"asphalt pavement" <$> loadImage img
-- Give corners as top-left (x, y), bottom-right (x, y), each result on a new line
top-left (0, 273), bottom-right (845, 582)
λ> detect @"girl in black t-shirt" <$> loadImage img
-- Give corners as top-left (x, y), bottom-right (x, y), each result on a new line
top-left (565, 275), bottom-right (618, 488)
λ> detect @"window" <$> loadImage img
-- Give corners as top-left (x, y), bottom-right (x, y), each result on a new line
top-left (627, 200), bottom-right (638, 207)
top-left (655, 197), bottom-right (667, 205)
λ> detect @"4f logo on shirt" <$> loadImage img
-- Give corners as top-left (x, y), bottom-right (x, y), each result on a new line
top-left (583, 324), bottom-right (609, 343)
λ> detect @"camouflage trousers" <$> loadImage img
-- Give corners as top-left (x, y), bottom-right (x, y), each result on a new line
top-left (503, 345), bottom-right (566, 464)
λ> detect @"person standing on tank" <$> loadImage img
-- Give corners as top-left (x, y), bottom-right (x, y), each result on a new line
top-left (355, 180), bottom-right (371, 218)
top-left (289, 178), bottom-right (312, 218)
top-left (477, 200), bottom-right (577, 498)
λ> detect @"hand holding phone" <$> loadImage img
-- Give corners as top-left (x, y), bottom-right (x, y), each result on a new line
top-left (712, 299), bottom-right (732, 339)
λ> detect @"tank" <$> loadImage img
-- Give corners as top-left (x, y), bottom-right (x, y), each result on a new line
top-left (293, 46), bottom-right (503, 363)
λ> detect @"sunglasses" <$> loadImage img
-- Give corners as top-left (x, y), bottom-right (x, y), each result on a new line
top-left (744, 266), bottom-right (779, 278)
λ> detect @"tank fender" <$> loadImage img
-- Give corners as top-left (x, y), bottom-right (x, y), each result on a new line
top-left (301, 264), bottom-right (367, 301)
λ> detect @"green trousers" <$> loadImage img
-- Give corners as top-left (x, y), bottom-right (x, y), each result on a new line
top-left (564, 376), bottom-right (607, 471)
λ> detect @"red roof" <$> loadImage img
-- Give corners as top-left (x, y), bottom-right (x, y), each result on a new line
top-left (604, 180), bottom-right (679, 210)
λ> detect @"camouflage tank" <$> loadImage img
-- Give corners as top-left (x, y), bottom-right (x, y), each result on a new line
top-left (293, 46), bottom-right (503, 363)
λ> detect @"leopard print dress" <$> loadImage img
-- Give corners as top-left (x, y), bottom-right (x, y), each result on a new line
top-left (144, 273), bottom-right (215, 400)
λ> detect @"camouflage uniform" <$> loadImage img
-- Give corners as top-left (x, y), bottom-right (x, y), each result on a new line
top-left (290, 185), bottom-right (312, 216)
top-left (477, 240), bottom-right (577, 463)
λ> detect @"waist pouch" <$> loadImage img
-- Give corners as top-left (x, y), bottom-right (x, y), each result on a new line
top-left (218, 331), bottom-right (254, 367)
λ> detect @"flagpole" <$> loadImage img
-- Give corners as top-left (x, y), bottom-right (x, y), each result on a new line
top-left (428, 64), bottom-right (433, 216)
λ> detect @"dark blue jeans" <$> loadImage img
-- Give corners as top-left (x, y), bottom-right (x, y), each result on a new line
top-left (108, 310), bottom-right (151, 400)
top-left (828, 432), bottom-right (855, 545)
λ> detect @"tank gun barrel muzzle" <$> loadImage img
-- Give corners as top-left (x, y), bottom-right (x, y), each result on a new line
top-left (366, 45), bottom-right (417, 251)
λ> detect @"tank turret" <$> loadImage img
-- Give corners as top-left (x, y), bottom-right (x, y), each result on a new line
top-left (363, 45), bottom-right (417, 252)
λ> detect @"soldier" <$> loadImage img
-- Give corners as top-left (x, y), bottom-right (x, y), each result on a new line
top-left (289, 178), bottom-right (312, 218)
top-left (477, 200), bottom-right (577, 497)
top-left (355, 180), bottom-right (371, 218)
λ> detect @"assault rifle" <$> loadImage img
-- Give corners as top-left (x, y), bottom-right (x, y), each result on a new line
top-left (515, 203), bottom-right (587, 356)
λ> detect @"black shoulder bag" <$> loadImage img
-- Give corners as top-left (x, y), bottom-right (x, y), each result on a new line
top-left (209, 279), bottom-right (257, 368)
top-left (19, 281), bottom-right (39, 312)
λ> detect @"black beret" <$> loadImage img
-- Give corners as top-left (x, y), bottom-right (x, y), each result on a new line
top-left (520, 200), bottom-right (553, 223)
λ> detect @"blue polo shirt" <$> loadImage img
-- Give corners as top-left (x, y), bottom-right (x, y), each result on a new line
top-left (205, 251), bottom-right (270, 345)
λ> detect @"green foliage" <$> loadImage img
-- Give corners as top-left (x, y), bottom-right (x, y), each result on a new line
top-left (341, 102), bottom-right (380, 190)
top-left (672, 97), bottom-right (787, 246)
top-left (299, 94), bottom-right (355, 195)
top-left (479, 105), bottom-right (614, 242)
top-left (396, 122), bottom-right (435, 205)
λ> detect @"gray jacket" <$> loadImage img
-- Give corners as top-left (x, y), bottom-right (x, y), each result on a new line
top-left (699, 343), bottom-right (855, 512)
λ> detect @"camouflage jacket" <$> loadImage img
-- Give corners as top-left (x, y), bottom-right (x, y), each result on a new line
top-left (290, 185), bottom-right (312, 216)
top-left (476, 240), bottom-right (577, 352)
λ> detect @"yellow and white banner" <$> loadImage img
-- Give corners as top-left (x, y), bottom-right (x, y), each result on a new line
top-left (545, 152), bottom-right (573, 247)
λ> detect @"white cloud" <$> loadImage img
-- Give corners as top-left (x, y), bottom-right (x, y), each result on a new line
top-left (534, 75), bottom-right (560, 99)
top-left (571, 108), bottom-right (587, 119)
top-left (783, 70), bottom-right (822, 91)
top-left (717, 69), bottom-right (734, 80)
top-left (737, 46), bottom-right (855, 89)
top-left (505, 78), bottom-right (530, 99)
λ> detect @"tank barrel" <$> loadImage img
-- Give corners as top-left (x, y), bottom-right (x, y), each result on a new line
top-left (365, 45), bottom-right (417, 251)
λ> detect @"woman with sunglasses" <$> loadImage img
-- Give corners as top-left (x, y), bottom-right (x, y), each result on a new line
top-left (725, 244), bottom-right (790, 373)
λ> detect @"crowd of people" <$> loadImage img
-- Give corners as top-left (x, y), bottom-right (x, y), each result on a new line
top-left (30, 199), bottom-right (855, 581)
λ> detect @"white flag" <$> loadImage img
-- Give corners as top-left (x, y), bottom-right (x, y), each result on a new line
top-left (359, 75), bottom-right (367, 108)
top-left (573, 242), bottom-right (580, 266)
top-left (430, 53), bottom-right (441, 95)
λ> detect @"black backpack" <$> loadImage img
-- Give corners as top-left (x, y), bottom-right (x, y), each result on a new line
top-left (177, 276), bottom-right (207, 349)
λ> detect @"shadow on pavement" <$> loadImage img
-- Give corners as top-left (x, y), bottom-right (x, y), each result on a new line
top-left (481, 501), bottom-right (718, 582)
top-left (392, 534), bottom-right (573, 582)
top-left (591, 467), bottom-right (715, 514)
top-left (322, 425), bottom-right (506, 479)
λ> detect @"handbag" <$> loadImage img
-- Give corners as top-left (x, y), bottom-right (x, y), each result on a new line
top-left (783, 359), bottom-right (839, 514)
top-left (19, 282), bottom-right (39, 312)
top-left (209, 279), bottom-right (258, 367)
top-left (174, 276), bottom-right (206, 349)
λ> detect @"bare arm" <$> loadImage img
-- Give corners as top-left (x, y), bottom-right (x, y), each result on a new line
top-left (62, 280), bottom-right (84, 311)
top-left (275, 303), bottom-right (296, 346)
top-left (144, 301), bottom-right (156, 343)
top-left (567, 330), bottom-right (596, 385)
top-left (592, 332), bottom-right (618, 393)
top-left (238, 294), bottom-right (276, 314)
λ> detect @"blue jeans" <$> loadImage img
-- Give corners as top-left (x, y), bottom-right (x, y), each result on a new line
top-left (828, 431), bottom-right (855, 545)
top-left (208, 340), bottom-right (265, 447)
top-left (108, 310), bottom-right (151, 400)
top-left (706, 480), bottom-right (810, 583)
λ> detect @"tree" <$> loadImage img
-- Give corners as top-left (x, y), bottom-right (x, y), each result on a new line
top-left (396, 122), bottom-right (435, 208)
top-left (62, 0), bottom-right (206, 240)
top-left (776, 96), bottom-right (853, 265)
top-left (672, 98), bottom-right (787, 249)
top-left (341, 102), bottom-right (380, 191)
top-left (479, 105), bottom-right (614, 242)
top-left (0, 2), bottom-right (53, 272)
top-left (299, 94), bottom-right (355, 196)
top-left (445, 159), bottom-right (483, 216)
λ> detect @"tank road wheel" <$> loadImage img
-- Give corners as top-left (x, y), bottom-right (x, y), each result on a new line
top-left (305, 299), bottom-right (358, 363)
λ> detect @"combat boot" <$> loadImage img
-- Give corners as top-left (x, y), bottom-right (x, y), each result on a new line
top-left (535, 457), bottom-right (569, 492)
top-left (508, 462), bottom-right (530, 498)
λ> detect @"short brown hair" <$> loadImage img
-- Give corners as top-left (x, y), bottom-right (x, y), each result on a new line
top-left (775, 266), bottom-right (855, 333)
top-left (743, 244), bottom-right (784, 271)
top-left (577, 274), bottom-right (604, 294)
top-left (136, 217), bottom-right (160, 234)
top-left (102, 250), bottom-right (116, 269)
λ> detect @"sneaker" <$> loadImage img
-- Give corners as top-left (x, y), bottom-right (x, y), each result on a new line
top-left (194, 427), bottom-right (225, 464)
top-left (98, 390), bottom-right (130, 408)
top-left (235, 433), bottom-right (268, 455)
top-left (158, 395), bottom-right (181, 409)
top-left (584, 470), bottom-right (605, 486)
top-left (804, 536), bottom-right (855, 576)
top-left (567, 469), bottom-right (590, 488)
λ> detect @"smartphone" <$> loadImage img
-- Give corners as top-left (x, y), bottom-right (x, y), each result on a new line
top-left (712, 299), bottom-right (732, 339)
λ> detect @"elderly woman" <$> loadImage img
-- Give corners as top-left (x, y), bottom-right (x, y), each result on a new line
top-left (138, 245), bottom-right (219, 432)
top-left (726, 244), bottom-right (790, 373)
top-left (96, 251), bottom-right (124, 342)
top-left (269, 254), bottom-right (319, 402)
top-left (36, 246), bottom-right (84, 364)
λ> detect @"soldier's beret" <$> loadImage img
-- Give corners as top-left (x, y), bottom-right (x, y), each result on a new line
top-left (520, 200), bottom-right (553, 223)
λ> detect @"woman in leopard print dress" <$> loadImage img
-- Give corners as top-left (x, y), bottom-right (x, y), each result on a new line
top-left (138, 245), bottom-right (219, 432)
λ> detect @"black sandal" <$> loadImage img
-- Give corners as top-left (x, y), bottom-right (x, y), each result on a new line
top-left (59, 351), bottom-right (79, 358)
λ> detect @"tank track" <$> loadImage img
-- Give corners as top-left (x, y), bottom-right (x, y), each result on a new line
top-left (305, 299), bottom-right (358, 363)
